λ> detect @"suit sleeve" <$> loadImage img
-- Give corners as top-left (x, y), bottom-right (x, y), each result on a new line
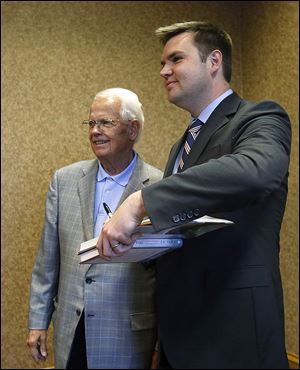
top-left (28, 171), bottom-right (60, 329)
top-left (142, 101), bottom-right (291, 231)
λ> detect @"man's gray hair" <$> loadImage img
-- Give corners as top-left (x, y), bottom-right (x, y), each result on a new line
top-left (94, 88), bottom-right (144, 142)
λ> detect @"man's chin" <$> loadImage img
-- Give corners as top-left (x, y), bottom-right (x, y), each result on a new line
top-left (167, 92), bottom-right (182, 106)
top-left (92, 147), bottom-right (109, 159)
top-left (167, 91), bottom-right (178, 103)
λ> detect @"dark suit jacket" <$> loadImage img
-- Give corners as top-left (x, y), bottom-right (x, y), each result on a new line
top-left (142, 93), bottom-right (291, 369)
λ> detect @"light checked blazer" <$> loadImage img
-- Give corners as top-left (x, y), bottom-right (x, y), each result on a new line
top-left (28, 155), bottom-right (163, 369)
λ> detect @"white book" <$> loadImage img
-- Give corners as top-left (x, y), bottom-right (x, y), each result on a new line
top-left (78, 215), bottom-right (233, 264)
top-left (79, 237), bottom-right (183, 264)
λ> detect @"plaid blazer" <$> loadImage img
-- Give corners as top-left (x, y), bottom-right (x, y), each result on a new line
top-left (28, 156), bottom-right (163, 369)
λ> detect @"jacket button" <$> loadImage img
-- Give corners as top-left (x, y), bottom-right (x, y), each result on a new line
top-left (86, 278), bottom-right (93, 284)
top-left (172, 215), bottom-right (180, 223)
top-left (180, 213), bottom-right (187, 221)
top-left (194, 208), bottom-right (200, 217)
top-left (187, 211), bottom-right (193, 219)
top-left (76, 309), bottom-right (81, 316)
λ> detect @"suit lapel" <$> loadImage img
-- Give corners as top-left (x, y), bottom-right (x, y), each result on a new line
top-left (78, 160), bottom-right (98, 241)
top-left (77, 157), bottom-right (149, 240)
top-left (164, 134), bottom-right (186, 177)
top-left (117, 155), bottom-right (150, 206)
top-left (183, 115), bottom-right (229, 168)
top-left (180, 92), bottom-right (243, 170)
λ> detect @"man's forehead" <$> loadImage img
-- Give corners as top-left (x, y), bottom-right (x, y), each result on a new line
top-left (90, 97), bottom-right (121, 117)
top-left (161, 33), bottom-right (196, 60)
top-left (164, 32), bottom-right (194, 48)
top-left (92, 96), bottom-right (121, 109)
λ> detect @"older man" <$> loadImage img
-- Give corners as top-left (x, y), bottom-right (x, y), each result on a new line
top-left (27, 88), bottom-right (162, 369)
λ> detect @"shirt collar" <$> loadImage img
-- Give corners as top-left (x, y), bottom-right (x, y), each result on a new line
top-left (195, 89), bottom-right (233, 123)
top-left (96, 151), bottom-right (137, 186)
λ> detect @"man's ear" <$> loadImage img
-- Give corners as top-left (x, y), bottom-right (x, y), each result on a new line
top-left (128, 119), bottom-right (139, 141)
top-left (209, 49), bottom-right (223, 72)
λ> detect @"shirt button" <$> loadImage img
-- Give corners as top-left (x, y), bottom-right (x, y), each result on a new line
top-left (76, 309), bottom-right (81, 316)
top-left (86, 278), bottom-right (93, 284)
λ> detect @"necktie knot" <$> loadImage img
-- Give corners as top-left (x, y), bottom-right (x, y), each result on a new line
top-left (188, 118), bottom-right (204, 139)
top-left (190, 117), bottom-right (202, 127)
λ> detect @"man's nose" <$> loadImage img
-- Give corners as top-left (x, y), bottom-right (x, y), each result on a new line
top-left (160, 64), bottom-right (172, 78)
top-left (90, 124), bottom-right (104, 134)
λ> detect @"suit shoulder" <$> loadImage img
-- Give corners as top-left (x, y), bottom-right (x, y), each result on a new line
top-left (142, 162), bottom-right (163, 182)
top-left (241, 99), bottom-right (290, 120)
top-left (234, 99), bottom-right (291, 136)
top-left (54, 159), bottom-right (97, 178)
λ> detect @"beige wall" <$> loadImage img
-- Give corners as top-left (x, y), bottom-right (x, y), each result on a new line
top-left (241, 1), bottom-right (299, 356)
top-left (1, 1), bottom-right (298, 368)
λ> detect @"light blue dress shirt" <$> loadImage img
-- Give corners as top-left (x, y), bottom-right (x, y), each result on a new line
top-left (173, 89), bottom-right (233, 173)
top-left (93, 151), bottom-right (138, 237)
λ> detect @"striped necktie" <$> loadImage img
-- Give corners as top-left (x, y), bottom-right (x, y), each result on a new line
top-left (178, 118), bottom-right (204, 172)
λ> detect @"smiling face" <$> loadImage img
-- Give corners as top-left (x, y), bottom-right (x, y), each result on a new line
top-left (88, 96), bottom-right (138, 175)
top-left (160, 32), bottom-right (214, 116)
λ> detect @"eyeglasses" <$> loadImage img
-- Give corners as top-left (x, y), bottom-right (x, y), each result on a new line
top-left (82, 118), bottom-right (120, 129)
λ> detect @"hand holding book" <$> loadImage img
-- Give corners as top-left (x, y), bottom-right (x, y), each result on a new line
top-left (78, 203), bottom-right (233, 264)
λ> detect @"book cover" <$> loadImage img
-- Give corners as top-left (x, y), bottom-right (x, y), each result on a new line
top-left (78, 215), bottom-right (233, 264)
top-left (79, 237), bottom-right (183, 264)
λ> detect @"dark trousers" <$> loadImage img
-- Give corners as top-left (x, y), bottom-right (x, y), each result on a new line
top-left (158, 344), bottom-right (173, 369)
top-left (66, 313), bottom-right (88, 369)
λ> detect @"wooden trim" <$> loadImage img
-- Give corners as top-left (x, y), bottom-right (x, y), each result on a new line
top-left (288, 352), bottom-right (299, 369)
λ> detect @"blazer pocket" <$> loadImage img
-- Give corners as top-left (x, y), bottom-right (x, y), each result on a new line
top-left (130, 312), bottom-right (156, 331)
top-left (205, 266), bottom-right (271, 289)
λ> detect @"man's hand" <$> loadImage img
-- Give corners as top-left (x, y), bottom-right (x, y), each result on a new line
top-left (150, 350), bottom-right (159, 369)
top-left (97, 190), bottom-right (147, 259)
top-left (27, 329), bottom-right (48, 362)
